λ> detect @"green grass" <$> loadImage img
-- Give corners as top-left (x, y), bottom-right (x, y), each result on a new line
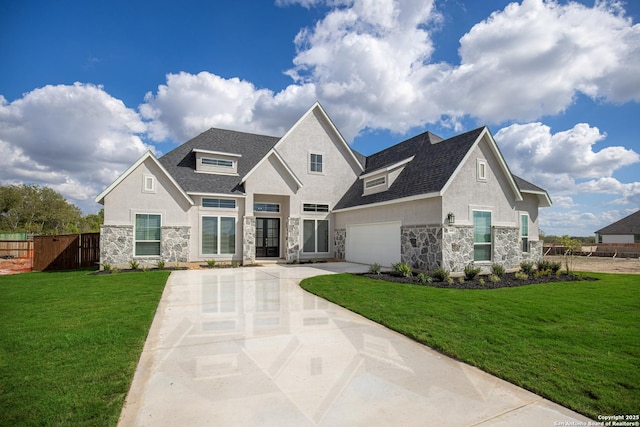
top-left (0, 269), bottom-right (170, 427)
top-left (300, 273), bottom-right (640, 419)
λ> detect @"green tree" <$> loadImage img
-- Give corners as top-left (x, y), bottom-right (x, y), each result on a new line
top-left (0, 184), bottom-right (83, 234)
top-left (79, 209), bottom-right (104, 233)
top-left (559, 235), bottom-right (582, 275)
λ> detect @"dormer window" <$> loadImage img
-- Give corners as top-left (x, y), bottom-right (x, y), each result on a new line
top-left (193, 149), bottom-right (241, 175)
top-left (365, 176), bottom-right (386, 189)
top-left (202, 158), bottom-right (233, 168)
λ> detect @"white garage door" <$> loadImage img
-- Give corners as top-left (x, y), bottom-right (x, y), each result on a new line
top-left (346, 221), bottom-right (401, 267)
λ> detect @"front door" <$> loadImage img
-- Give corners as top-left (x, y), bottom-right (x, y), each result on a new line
top-left (256, 218), bottom-right (280, 257)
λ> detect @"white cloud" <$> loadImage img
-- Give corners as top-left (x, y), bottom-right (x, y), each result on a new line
top-left (0, 83), bottom-right (151, 210)
top-left (494, 122), bottom-right (639, 195)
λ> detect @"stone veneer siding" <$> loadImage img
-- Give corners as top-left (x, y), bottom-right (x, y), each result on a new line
top-left (100, 225), bottom-right (133, 268)
top-left (492, 226), bottom-right (521, 270)
top-left (100, 225), bottom-right (190, 268)
top-left (286, 217), bottom-right (300, 263)
top-left (160, 226), bottom-right (190, 264)
top-left (442, 225), bottom-right (474, 272)
top-left (334, 228), bottom-right (346, 260)
top-left (243, 216), bottom-right (256, 265)
top-left (401, 225), bottom-right (443, 271)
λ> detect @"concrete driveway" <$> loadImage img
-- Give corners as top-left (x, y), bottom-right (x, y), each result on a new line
top-left (119, 262), bottom-right (591, 426)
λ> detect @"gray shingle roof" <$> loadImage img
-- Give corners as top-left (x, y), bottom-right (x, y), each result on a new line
top-left (158, 128), bottom-right (279, 195)
top-left (334, 127), bottom-right (484, 210)
top-left (595, 210), bottom-right (640, 235)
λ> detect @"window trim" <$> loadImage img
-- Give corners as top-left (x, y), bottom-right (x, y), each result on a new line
top-left (308, 152), bottom-right (324, 174)
top-left (134, 213), bottom-right (162, 257)
top-left (254, 203), bottom-right (280, 213)
top-left (201, 157), bottom-right (234, 168)
top-left (520, 213), bottom-right (529, 253)
top-left (303, 203), bottom-right (330, 213)
top-left (365, 176), bottom-right (386, 189)
top-left (202, 198), bottom-right (236, 209)
top-left (142, 175), bottom-right (156, 193)
top-left (477, 159), bottom-right (487, 181)
top-left (302, 219), bottom-right (330, 254)
top-left (473, 210), bottom-right (492, 262)
top-left (201, 215), bottom-right (237, 256)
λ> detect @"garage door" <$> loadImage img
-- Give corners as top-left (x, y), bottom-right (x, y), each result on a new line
top-left (346, 222), bottom-right (401, 267)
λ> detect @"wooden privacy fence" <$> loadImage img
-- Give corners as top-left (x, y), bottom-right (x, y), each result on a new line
top-left (33, 233), bottom-right (100, 271)
top-left (0, 240), bottom-right (33, 259)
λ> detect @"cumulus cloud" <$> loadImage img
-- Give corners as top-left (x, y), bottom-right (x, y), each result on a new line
top-left (494, 121), bottom-right (640, 216)
top-left (0, 83), bottom-right (151, 209)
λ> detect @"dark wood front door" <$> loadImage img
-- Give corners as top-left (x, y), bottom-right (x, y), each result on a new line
top-left (256, 218), bottom-right (280, 257)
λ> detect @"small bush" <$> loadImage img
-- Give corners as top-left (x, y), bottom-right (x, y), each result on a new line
top-left (488, 274), bottom-right (501, 283)
top-left (447, 277), bottom-right (454, 285)
top-left (457, 276), bottom-right (465, 284)
top-left (515, 271), bottom-right (528, 280)
top-left (128, 260), bottom-right (139, 270)
top-left (491, 263), bottom-right (506, 277)
top-left (520, 261), bottom-right (534, 274)
top-left (432, 268), bottom-right (450, 282)
top-left (417, 273), bottom-right (432, 284)
top-left (478, 278), bottom-right (485, 286)
top-left (156, 260), bottom-right (165, 269)
top-left (549, 261), bottom-right (562, 274)
top-left (464, 264), bottom-right (481, 280)
top-left (392, 262), bottom-right (413, 278)
top-left (101, 263), bottom-right (112, 272)
top-left (369, 263), bottom-right (381, 275)
top-left (206, 259), bottom-right (216, 267)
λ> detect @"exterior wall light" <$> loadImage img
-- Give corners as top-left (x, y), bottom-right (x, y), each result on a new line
top-left (447, 212), bottom-right (455, 224)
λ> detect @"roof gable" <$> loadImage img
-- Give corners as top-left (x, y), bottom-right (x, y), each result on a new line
top-left (95, 151), bottom-right (194, 205)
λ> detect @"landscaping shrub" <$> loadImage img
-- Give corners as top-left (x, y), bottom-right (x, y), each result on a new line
top-left (368, 262), bottom-right (381, 275)
top-left (491, 263), bottom-right (506, 277)
top-left (432, 268), bottom-right (450, 282)
top-left (392, 262), bottom-right (413, 278)
top-left (464, 264), bottom-right (481, 280)
top-left (417, 272), bottom-right (432, 284)
top-left (520, 261), bottom-right (534, 274)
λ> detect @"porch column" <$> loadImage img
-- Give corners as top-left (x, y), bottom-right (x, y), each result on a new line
top-left (286, 217), bottom-right (300, 263)
top-left (243, 216), bottom-right (256, 265)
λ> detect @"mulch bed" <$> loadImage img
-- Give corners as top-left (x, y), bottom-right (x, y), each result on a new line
top-left (359, 271), bottom-right (597, 289)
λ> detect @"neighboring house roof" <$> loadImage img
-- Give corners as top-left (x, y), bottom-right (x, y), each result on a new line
top-left (158, 127), bottom-right (280, 195)
top-left (95, 151), bottom-right (194, 205)
top-left (595, 210), bottom-right (640, 235)
top-left (334, 126), bottom-right (526, 211)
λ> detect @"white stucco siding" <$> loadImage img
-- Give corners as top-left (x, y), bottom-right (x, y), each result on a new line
top-left (244, 155), bottom-right (300, 197)
top-left (103, 158), bottom-right (191, 226)
top-left (334, 198), bottom-right (442, 229)
top-left (273, 109), bottom-right (361, 211)
top-left (442, 140), bottom-right (521, 227)
top-left (515, 193), bottom-right (541, 239)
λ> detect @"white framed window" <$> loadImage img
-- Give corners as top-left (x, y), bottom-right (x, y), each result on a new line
top-left (143, 175), bottom-right (156, 193)
top-left (135, 213), bottom-right (161, 256)
top-left (202, 216), bottom-right (236, 255)
top-left (477, 159), bottom-right (487, 181)
top-left (254, 203), bottom-right (279, 213)
top-left (521, 214), bottom-right (529, 252)
top-left (202, 198), bottom-right (236, 209)
top-left (303, 219), bottom-right (329, 253)
top-left (473, 210), bottom-right (492, 262)
top-left (303, 203), bottom-right (329, 213)
top-left (202, 158), bottom-right (234, 168)
top-left (309, 153), bottom-right (323, 173)
top-left (365, 176), bottom-right (386, 189)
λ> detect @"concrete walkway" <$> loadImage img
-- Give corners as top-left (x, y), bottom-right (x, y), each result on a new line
top-left (119, 262), bottom-right (591, 426)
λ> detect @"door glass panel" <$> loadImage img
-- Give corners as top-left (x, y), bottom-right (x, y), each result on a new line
top-left (317, 220), bottom-right (329, 252)
top-left (303, 220), bottom-right (316, 252)
top-left (202, 217), bottom-right (218, 254)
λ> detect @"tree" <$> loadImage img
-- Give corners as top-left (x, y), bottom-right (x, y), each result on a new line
top-left (0, 184), bottom-right (83, 235)
top-left (559, 235), bottom-right (582, 275)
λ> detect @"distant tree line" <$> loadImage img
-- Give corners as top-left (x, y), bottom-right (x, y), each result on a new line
top-left (542, 234), bottom-right (596, 244)
top-left (0, 184), bottom-right (103, 235)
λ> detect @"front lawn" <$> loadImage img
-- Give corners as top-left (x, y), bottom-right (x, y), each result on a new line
top-left (300, 273), bottom-right (640, 419)
top-left (0, 269), bottom-right (170, 426)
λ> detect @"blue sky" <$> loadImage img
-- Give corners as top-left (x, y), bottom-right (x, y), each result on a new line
top-left (1, 0), bottom-right (639, 237)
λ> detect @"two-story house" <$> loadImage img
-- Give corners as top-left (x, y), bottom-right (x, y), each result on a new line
top-left (96, 102), bottom-right (550, 272)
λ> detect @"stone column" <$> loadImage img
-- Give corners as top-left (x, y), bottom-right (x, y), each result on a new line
top-left (243, 216), bottom-right (256, 265)
top-left (400, 225), bottom-right (443, 271)
top-left (334, 228), bottom-right (346, 260)
top-left (442, 225), bottom-right (474, 272)
top-left (286, 217), bottom-right (300, 263)
top-left (493, 226), bottom-right (521, 269)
